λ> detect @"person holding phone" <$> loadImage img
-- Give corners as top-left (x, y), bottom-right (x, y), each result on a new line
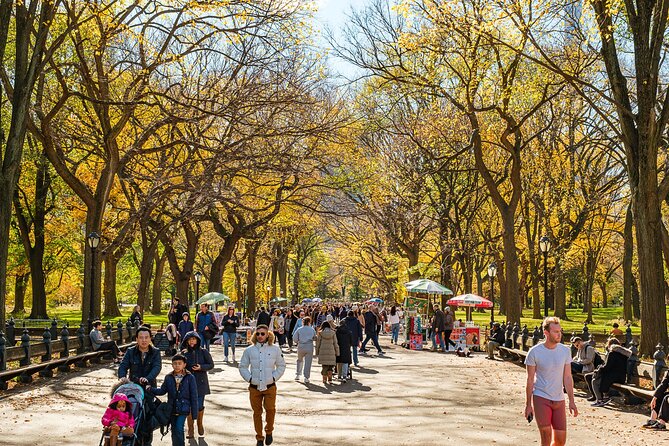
top-left (524, 317), bottom-right (578, 446)
top-left (181, 331), bottom-right (214, 438)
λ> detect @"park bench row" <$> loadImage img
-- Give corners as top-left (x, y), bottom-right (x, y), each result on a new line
top-left (0, 319), bottom-right (143, 390)
top-left (491, 321), bottom-right (668, 404)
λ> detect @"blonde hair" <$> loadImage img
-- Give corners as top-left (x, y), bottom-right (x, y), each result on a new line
top-left (542, 316), bottom-right (561, 332)
top-left (251, 325), bottom-right (275, 345)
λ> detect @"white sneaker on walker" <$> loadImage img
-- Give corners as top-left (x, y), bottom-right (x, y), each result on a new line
top-left (232, 353), bottom-right (235, 362)
top-left (224, 356), bottom-right (228, 362)
top-left (304, 378), bottom-right (310, 384)
top-left (295, 374), bottom-right (300, 381)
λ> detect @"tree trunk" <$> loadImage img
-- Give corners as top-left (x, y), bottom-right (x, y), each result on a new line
top-left (27, 244), bottom-right (48, 319)
top-left (554, 258), bottom-right (567, 319)
top-left (151, 251), bottom-right (166, 315)
top-left (501, 212), bottom-right (521, 323)
top-left (634, 180), bottom-right (668, 353)
top-left (631, 275), bottom-right (641, 320)
top-left (102, 251), bottom-right (122, 319)
top-left (584, 253), bottom-right (596, 324)
top-left (278, 249), bottom-right (288, 300)
top-left (12, 273), bottom-right (29, 314)
top-left (246, 240), bottom-right (261, 314)
top-left (598, 279), bottom-right (608, 309)
top-left (163, 222), bottom-right (199, 305)
top-left (623, 204), bottom-right (634, 321)
top-left (208, 232), bottom-right (242, 293)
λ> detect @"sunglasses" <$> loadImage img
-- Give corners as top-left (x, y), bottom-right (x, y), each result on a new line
top-left (256, 332), bottom-right (268, 337)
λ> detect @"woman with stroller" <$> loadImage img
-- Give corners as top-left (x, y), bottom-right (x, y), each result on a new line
top-left (181, 331), bottom-right (214, 439)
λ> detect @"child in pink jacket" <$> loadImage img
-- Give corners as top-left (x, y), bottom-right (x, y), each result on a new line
top-left (102, 393), bottom-right (135, 446)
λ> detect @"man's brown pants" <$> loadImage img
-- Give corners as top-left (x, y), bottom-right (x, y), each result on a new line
top-left (249, 385), bottom-right (277, 441)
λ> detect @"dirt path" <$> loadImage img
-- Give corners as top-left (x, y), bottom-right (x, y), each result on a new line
top-left (0, 337), bottom-right (662, 445)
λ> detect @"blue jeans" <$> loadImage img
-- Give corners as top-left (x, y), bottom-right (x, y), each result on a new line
top-left (391, 323), bottom-right (400, 343)
top-left (431, 330), bottom-right (446, 350)
top-left (352, 344), bottom-right (359, 365)
top-left (198, 332), bottom-right (211, 351)
top-left (171, 414), bottom-right (187, 446)
top-left (222, 331), bottom-right (235, 357)
top-left (198, 394), bottom-right (205, 410)
top-left (361, 332), bottom-right (382, 353)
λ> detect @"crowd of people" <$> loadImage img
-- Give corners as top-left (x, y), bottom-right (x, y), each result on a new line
top-left (96, 298), bottom-right (669, 446)
top-left (101, 299), bottom-right (406, 446)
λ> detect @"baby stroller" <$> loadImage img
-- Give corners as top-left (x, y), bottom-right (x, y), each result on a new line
top-left (99, 382), bottom-right (145, 446)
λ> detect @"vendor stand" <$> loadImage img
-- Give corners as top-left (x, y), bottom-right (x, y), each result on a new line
top-left (403, 279), bottom-right (453, 349)
top-left (446, 294), bottom-right (493, 352)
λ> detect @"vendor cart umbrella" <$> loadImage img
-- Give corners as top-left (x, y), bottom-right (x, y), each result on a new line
top-left (270, 297), bottom-right (288, 304)
top-left (447, 294), bottom-right (493, 308)
top-left (195, 292), bottom-right (231, 305)
top-left (312, 297), bottom-right (323, 303)
top-left (302, 298), bottom-right (313, 303)
top-left (365, 297), bottom-right (383, 304)
top-left (405, 279), bottom-right (454, 296)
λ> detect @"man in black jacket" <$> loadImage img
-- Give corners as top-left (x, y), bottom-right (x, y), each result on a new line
top-left (361, 309), bottom-right (384, 355)
top-left (431, 305), bottom-right (446, 352)
top-left (257, 307), bottom-right (271, 327)
top-left (486, 322), bottom-right (505, 359)
top-left (118, 326), bottom-right (162, 445)
top-left (344, 311), bottom-right (363, 366)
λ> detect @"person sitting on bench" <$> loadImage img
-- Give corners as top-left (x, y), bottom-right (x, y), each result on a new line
top-left (90, 320), bottom-right (123, 363)
top-left (486, 322), bottom-right (505, 359)
top-left (642, 369), bottom-right (669, 430)
top-left (584, 338), bottom-right (631, 407)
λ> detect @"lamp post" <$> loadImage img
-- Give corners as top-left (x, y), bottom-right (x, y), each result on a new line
top-left (242, 282), bottom-right (248, 317)
top-left (266, 285), bottom-right (271, 307)
top-left (539, 235), bottom-right (552, 318)
top-left (87, 232), bottom-right (100, 334)
top-left (488, 262), bottom-right (497, 327)
top-left (193, 272), bottom-right (201, 309)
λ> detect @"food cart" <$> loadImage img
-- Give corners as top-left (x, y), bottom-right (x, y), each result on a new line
top-left (446, 294), bottom-right (493, 351)
top-left (403, 279), bottom-right (454, 349)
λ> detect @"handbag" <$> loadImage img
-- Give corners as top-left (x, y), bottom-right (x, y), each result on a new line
top-left (151, 397), bottom-right (173, 430)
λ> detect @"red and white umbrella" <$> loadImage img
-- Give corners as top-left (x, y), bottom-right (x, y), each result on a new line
top-left (447, 294), bottom-right (493, 308)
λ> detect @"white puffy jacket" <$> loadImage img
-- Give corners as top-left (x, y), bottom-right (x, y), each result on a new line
top-left (239, 342), bottom-right (286, 391)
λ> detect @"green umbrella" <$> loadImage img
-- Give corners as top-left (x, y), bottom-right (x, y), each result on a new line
top-left (404, 279), bottom-right (453, 295)
top-left (270, 297), bottom-right (288, 304)
top-left (195, 292), bottom-right (231, 305)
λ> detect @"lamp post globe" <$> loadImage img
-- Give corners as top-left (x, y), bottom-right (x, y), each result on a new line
top-left (539, 236), bottom-right (551, 318)
top-left (488, 262), bottom-right (497, 326)
top-left (87, 232), bottom-right (100, 334)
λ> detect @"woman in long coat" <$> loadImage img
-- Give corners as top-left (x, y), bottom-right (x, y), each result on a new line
top-left (315, 321), bottom-right (339, 384)
top-left (181, 331), bottom-right (214, 438)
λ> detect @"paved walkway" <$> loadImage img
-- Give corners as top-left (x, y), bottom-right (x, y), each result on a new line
top-left (0, 337), bottom-right (661, 445)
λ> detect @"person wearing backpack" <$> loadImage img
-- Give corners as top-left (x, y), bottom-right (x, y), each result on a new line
top-left (570, 337), bottom-right (596, 374)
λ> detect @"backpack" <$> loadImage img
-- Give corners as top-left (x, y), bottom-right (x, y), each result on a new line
top-left (587, 344), bottom-right (605, 368)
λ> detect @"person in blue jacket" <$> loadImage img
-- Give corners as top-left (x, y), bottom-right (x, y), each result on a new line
top-left (147, 353), bottom-right (199, 446)
top-left (180, 331), bottom-right (214, 438)
top-left (118, 326), bottom-right (162, 445)
top-left (195, 303), bottom-right (216, 351)
top-left (344, 311), bottom-right (363, 366)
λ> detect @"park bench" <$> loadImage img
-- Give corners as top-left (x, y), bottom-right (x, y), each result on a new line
top-left (0, 320), bottom-right (142, 390)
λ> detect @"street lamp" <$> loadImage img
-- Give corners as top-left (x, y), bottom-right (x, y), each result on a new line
top-left (87, 232), bottom-right (100, 334)
top-left (266, 285), bottom-right (271, 307)
top-left (242, 282), bottom-right (248, 316)
top-left (488, 262), bottom-right (497, 327)
top-left (539, 235), bottom-right (552, 318)
top-left (193, 272), bottom-right (202, 308)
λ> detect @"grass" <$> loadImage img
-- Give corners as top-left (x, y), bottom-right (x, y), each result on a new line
top-left (452, 306), bottom-right (669, 335)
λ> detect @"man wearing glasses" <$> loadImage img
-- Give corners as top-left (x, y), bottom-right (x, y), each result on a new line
top-left (239, 324), bottom-right (286, 446)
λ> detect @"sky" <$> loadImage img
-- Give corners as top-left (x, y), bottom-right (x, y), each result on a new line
top-left (314, 0), bottom-right (370, 80)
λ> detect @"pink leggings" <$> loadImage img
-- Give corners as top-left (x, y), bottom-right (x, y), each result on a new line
top-left (533, 395), bottom-right (566, 431)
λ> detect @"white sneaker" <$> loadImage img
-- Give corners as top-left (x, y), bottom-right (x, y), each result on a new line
top-left (231, 353), bottom-right (235, 362)
top-left (224, 356), bottom-right (228, 362)
top-left (295, 374), bottom-right (300, 381)
top-left (304, 378), bottom-right (309, 384)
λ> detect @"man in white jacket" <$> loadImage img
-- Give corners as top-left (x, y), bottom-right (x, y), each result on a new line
top-left (239, 324), bottom-right (286, 446)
